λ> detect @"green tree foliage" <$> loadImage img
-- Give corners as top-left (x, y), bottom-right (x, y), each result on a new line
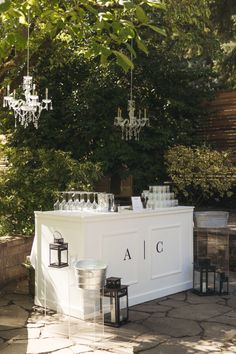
top-left (1, 0), bottom-right (220, 193)
top-left (0, 147), bottom-right (102, 235)
top-left (0, 0), bottom-right (166, 87)
top-left (165, 145), bottom-right (235, 206)
top-left (0, 0), bottom-right (227, 236)
top-left (210, 0), bottom-right (236, 87)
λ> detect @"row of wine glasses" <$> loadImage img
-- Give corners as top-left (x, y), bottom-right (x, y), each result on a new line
top-left (53, 192), bottom-right (115, 212)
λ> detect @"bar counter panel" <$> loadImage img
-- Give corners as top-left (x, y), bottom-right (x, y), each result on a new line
top-left (32, 207), bottom-right (194, 318)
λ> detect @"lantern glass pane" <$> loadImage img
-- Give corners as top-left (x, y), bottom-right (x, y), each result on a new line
top-left (194, 269), bottom-right (201, 292)
top-left (207, 272), bottom-right (215, 292)
top-left (202, 271), bottom-right (207, 293)
top-left (221, 278), bottom-right (228, 294)
top-left (216, 272), bottom-right (228, 294)
top-left (103, 297), bottom-right (117, 324)
top-left (60, 249), bottom-right (68, 264)
top-left (50, 249), bottom-right (60, 266)
top-left (50, 247), bottom-right (68, 266)
top-left (119, 296), bottom-right (128, 322)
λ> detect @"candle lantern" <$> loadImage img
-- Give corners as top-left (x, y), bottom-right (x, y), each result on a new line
top-left (49, 231), bottom-right (68, 268)
top-left (216, 270), bottom-right (229, 295)
top-left (193, 258), bottom-right (216, 295)
top-left (103, 277), bottom-right (129, 327)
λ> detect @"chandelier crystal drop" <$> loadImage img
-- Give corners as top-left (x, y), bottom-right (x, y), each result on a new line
top-left (3, 12), bottom-right (52, 129)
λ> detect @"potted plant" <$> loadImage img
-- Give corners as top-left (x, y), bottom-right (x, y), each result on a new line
top-left (164, 145), bottom-right (235, 227)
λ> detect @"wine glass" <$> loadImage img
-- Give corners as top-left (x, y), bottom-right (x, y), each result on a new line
top-left (108, 193), bottom-right (115, 212)
top-left (85, 192), bottom-right (92, 210)
top-left (92, 192), bottom-right (98, 210)
top-left (73, 192), bottom-right (80, 210)
top-left (65, 192), bottom-right (73, 210)
top-left (59, 192), bottom-right (67, 210)
top-left (53, 192), bottom-right (60, 210)
top-left (78, 192), bottom-right (85, 211)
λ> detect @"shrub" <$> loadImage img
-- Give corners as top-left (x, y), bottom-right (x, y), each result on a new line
top-left (0, 147), bottom-right (102, 236)
top-left (165, 145), bottom-right (235, 206)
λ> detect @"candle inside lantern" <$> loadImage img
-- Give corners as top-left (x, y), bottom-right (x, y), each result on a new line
top-left (7, 85), bottom-right (10, 95)
top-left (202, 281), bottom-right (206, 293)
top-left (13, 89), bottom-right (16, 98)
top-left (144, 108), bottom-right (147, 118)
top-left (45, 88), bottom-right (48, 100)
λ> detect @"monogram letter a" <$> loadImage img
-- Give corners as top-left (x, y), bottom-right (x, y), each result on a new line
top-left (123, 248), bottom-right (132, 260)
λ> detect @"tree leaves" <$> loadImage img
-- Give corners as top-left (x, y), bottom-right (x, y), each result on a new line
top-left (165, 145), bottom-right (235, 206)
top-left (136, 5), bottom-right (148, 23)
top-left (146, 24), bottom-right (166, 37)
top-left (0, 0), bottom-right (165, 71)
top-left (113, 50), bottom-right (134, 71)
top-left (0, 0), bottom-right (10, 12)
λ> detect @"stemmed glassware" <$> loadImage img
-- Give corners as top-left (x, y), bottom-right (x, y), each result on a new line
top-left (73, 192), bottom-right (80, 210)
top-left (92, 192), bottom-right (98, 210)
top-left (53, 192), bottom-right (60, 210)
top-left (78, 192), bottom-right (85, 210)
top-left (85, 192), bottom-right (93, 210)
top-left (54, 191), bottom-right (116, 212)
top-left (65, 192), bottom-right (73, 210)
top-left (59, 193), bottom-right (67, 210)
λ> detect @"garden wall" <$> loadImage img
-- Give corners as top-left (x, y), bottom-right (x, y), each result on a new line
top-left (0, 235), bottom-right (33, 286)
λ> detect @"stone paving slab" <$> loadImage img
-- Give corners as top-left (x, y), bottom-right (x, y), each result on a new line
top-left (0, 279), bottom-right (236, 353)
top-left (144, 336), bottom-right (224, 354)
top-left (169, 302), bottom-right (231, 321)
top-left (201, 321), bottom-right (236, 341)
top-left (0, 304), bottom-right (28, 329)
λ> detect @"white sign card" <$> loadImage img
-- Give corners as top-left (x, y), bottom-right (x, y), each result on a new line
top-left (131, 196), bottom-right (143, 211)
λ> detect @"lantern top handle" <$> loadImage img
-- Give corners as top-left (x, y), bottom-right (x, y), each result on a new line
top-left (53, 230), bottom-right (64, 244)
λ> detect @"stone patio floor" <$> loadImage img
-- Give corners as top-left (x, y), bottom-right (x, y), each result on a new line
top-left (0, 277), bottom-right (236, 354)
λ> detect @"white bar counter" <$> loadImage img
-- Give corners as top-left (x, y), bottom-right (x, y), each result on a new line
top-left (32, 207), bottom-right (194, 319)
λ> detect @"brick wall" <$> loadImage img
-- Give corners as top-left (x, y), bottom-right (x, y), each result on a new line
top-left (0, 235), bottom-right (33, 286)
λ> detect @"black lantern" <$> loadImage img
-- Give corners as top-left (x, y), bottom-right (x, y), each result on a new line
top-left (193, 258), bottom-right (216, 295)
top-left (49, 231), bottom-right (68, 268)
top-left (216, 270), bottom-right (229, 295)
top-left (103, 277), bottom-right (129, 327)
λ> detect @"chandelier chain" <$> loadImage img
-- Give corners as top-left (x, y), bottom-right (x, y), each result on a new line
top-left (130, 37), bottom-right (133, 102)
top-left (27, 10), bottom-right (30, 77)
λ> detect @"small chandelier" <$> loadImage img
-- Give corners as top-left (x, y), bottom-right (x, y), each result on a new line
top-left (114, 41), bottom-right (150, 141)
top-left (114, 99), bottom-right (150, 141)
top-left (3, 12), bottom-right (52, 129)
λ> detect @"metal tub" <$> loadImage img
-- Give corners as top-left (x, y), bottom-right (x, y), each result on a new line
top-left (74, 259), bottom-right (107, 290)
top-left (194, 211), bottom-right (229, 228)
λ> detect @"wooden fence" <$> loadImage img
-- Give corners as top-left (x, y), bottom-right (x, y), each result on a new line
top-left (201, 90), bottom-right (236, 164)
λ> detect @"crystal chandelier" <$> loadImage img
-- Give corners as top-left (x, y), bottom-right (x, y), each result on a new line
top-left (3, 12), bottom-right (52, 129)
top-left (114, 41), bottom-right (150, 141)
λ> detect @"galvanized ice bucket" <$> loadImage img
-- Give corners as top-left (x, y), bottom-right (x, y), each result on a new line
top-left (194, 211), bottom-right (229, 228)
top-left (74, 259), bottom-right (107, 290)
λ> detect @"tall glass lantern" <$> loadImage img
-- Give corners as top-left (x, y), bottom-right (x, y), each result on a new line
top-left (103, 277), bottom-right (129, 327)
top-left (193, 258), bottom-right (216, 295)
top-left (49, 232), bottom-right (68, 268)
